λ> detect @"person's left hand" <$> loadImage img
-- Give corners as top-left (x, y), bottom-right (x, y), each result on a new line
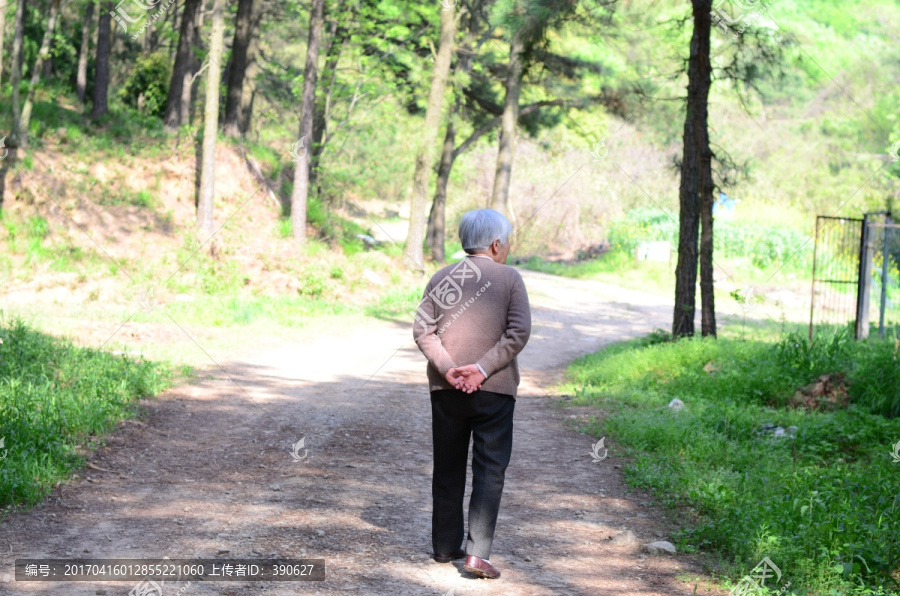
top-left (445, 367), bottom-right (467, 390)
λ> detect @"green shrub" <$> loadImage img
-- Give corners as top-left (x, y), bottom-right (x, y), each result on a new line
top-left (297, 269), bottom-right (326, 297)
top-left (25, 216), bottom-right (50, 260)
top-left (605, 209), bottom-right (810, 270)
top-left (277, 217), bottom-right (292, 238)
top-left (27, 216), bottom-right (49, 241)
top-left (849, 340), bottom-right (900, 417)
top-left (606, 208), bottom-right (677, 255)
top-left (129, 189), bottom-right (156, 209)
top-left (775, 329), bottom-right (854, 376)
top-left (119, 51), bottom-right (171, 118)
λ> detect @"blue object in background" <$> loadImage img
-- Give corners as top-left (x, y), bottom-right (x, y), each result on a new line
top-left (713, 192), bottom-right (737, 219)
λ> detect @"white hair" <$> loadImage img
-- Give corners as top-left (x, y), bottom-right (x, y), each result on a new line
top-left (458, 209), bottom-right (513, 254)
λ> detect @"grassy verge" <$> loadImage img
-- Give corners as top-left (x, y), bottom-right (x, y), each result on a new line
top-left (0, 317), bottom-right (172, 510)
top-left (364, 286), bottom-right (423, 320)
top-left (563, 329), bottom-right (900, 595)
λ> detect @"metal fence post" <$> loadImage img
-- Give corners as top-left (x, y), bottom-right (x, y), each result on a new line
top-left (809, 217), bottom-right (820, 340)
top-left (878, 215), bottom-right (893, 339)
top-left (856, 216), bottom-right (873, 340)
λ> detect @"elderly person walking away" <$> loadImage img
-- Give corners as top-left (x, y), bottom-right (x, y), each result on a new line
top-left (413, 208), bottom-right (532, 579)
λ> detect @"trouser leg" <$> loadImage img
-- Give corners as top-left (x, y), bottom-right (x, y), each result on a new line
top-left (465, 392), bottom-right (515, 560)
top-left (431, 390), bottom-right (470, 554)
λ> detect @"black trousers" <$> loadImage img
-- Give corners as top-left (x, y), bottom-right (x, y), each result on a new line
top-left (430, 388), bottom-right (515, 560)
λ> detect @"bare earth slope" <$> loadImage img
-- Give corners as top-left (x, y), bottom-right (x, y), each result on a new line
top-left (0, 270), bottom-right (721, 596)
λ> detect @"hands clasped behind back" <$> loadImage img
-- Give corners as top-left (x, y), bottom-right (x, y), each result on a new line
top-left (444, 364), bottom-right (486, 394)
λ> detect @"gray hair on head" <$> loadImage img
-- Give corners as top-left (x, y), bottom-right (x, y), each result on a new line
top-left (458, 209), bottom-right (513, 254)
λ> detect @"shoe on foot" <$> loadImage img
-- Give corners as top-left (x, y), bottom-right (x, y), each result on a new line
top-left (433, 548), bottom-right (465, 563)
top-left (463, 555), bottom-right (500, 579)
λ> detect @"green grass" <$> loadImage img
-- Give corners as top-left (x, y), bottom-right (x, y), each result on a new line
top-left (136, 293), bottom-right (352, 328)
top-left (0, 213), bottom-right (107, 277)
top-left (520, 251), bottom-right (636, 278)
top-left (564, 330), bottom-right (900, 595)
top-left (276, 217), bottom-right (293, 239)
top-left (364, 286), bottom-right (422, 320)
top-left (519, 252), bottom-right (678, 297)
top-left (0, 317), bottom-right (172, 510)
top-left (97, 188), bottom-right (158, 209)
top-left (0, 85), bottom-right (167, 159)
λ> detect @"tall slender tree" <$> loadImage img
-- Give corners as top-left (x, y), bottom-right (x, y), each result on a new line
top-left (19, 0), bottom-right (62, 146)
top-left (90, 2), bottom-right (112, 119)
top-left (405, 5), bottom-right (458, 269)
top-left (76, 0), bottom-right (95, 103)
top-left (167, 0), bottom-right (179, 60)
top-left (163, 0), bottom-right (202, 131)
top-left (8, 0), bottom-right (25, 145)
top-left (426, 3), bottom-right (483, 261)
top-left (289, 0), bottom-right (326, 242)
top-left (185, 0), bottom-right (206, 124)
top-left (238, 9), bottom-right (261, 135)
top-left (488, 0), bottom-right (580, 220)
top-left (197, 0), bottom-right (226, 238)
top-left (223, 0), bottom-right (255, 137)
top-left (696, 2), bottom-right (717, 337)
top-left (673, 0), bottom-right (715, 338)
top-left (425, 105), bottom-right (457, 263)
top-left (311, 9), bottom-right (349, 191)
top-left (42, 28), bottom-right (54, 79)
top-left (0, 0), bottom-right (7, 87)
top-left (490, 32), bottom-right (524, 220)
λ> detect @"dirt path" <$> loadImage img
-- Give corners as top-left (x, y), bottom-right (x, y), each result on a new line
top-left (1, 270), bottom-right (720, 596)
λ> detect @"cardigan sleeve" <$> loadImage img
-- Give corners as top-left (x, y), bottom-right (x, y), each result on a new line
top-left (475, 270), bottom-right (531, 378)
top-left (412, 282), bottom-right (457, 376)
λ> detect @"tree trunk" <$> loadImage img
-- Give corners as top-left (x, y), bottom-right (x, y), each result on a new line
top-left (490, 32), bottom-right (524, 218)
top-left (76, 0), bottom-right (94, 103)
top-left (185, 1), bottom-right (205, 125)
top-left (147, 17), bottom-right (159, 53)
top-left (310, 16), bottom-right (345, 190)
top-left (239, 10), bottom-right (261, 135)
top-left (700, 187), bottom-right (716, 336)
top-left (694, 0), bottom-right (716, 338)
top-left (0, 0), bottom-right (6, 87)
top-left (223, 0), bottom-right (254, 137)
top-left (289, 0), bottom-right (326, 243)
top-left (426, 111), bottom-right (456, 263)
top-left (141, 19), bottom-right (150, 53)
top-left (43, 45), bottom-right (53, 79)
top-left (404, 5), bottom-right (457, 269)
top-left (167, 0), bottom-right (178, 61)
top-left (163, 0), bottom-right (201, 131)
top-left (197, 0), bottom-right (225, 239)
top-left (673, 0), bottom-right (714, 338)
top-left (8, 0), bottom-right (26, 145)
top-left (90, 2), bottom-right (112, 119)
top-left (18, 0), bottom-right (62, 146)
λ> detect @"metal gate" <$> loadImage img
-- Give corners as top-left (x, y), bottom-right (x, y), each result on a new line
top-left (809, 216), bottom-right (863, 338)
top-left (856, 212), bottom-right (899, 339)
